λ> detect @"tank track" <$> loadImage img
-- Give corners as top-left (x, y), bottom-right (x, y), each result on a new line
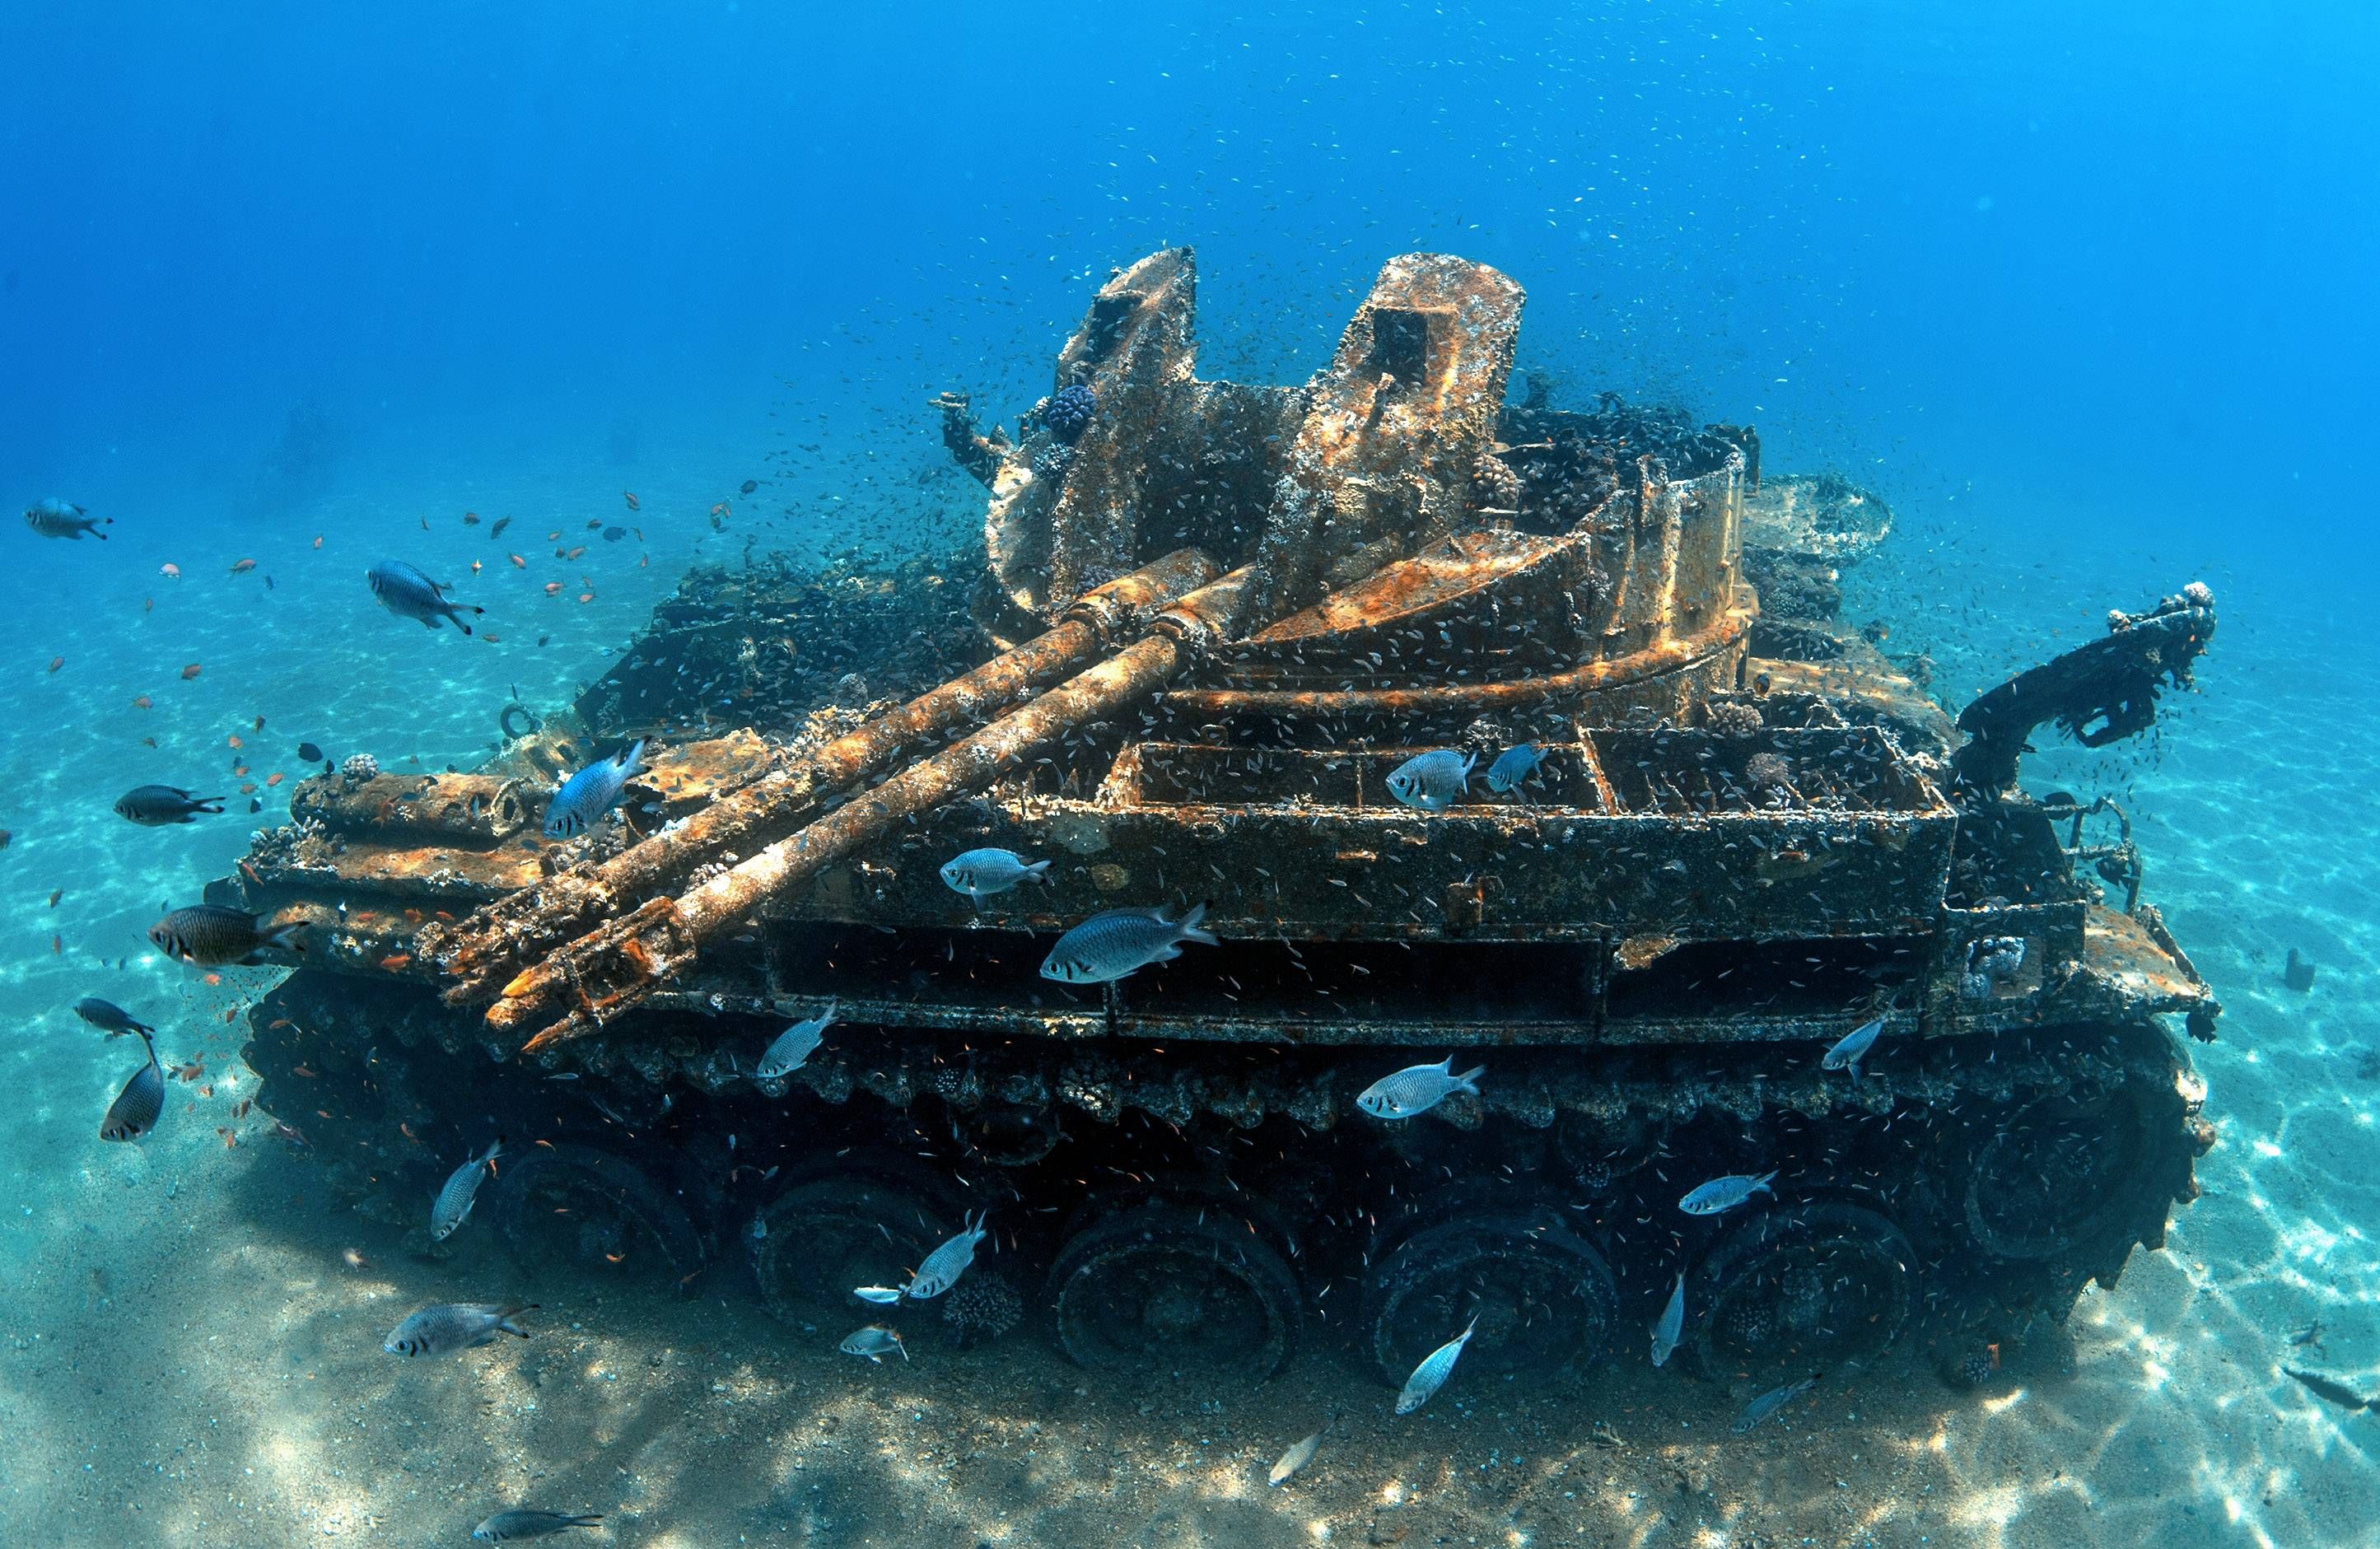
top-left (245, 968), bottom-right (2203, 1392)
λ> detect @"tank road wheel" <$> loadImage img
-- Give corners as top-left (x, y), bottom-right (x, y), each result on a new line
top-left (488, 1143), bottom-right (706, 1293)
top-left (749, 1174), bottom-right (948, 1328)
top-left (1048, 1202), bottom-right (1302, 1380)
top-left (1362, 1209), bottom-right (1620, 1388)
top-left (1960, 1088), bottom-right (2156, 1262)
top-left (1688, 1202), bottom-right (1915, 1381)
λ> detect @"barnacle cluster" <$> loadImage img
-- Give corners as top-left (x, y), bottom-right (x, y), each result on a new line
top-left (1744, 751), bottom-right (1792, 791)
top-left (1706, 700), bottom-right (1764, 736)
top-left (941, 1273), bottom-right (1023, 1349)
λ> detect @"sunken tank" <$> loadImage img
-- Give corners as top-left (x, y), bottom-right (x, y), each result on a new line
top-left (218, 249), bottom-right (2220, 1400)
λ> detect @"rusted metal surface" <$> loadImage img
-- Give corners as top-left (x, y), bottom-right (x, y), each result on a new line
top-left (1244, 254), bottom-right (1525, 621)
top-left (292, 772), bottom-right (532, 842)
top-left (1953, 586), bottom-right (2216, 793)
top-left (496, 568), bottom-right (1254, 1052)
top-left (418, 551), bottom-right (1218, 1002)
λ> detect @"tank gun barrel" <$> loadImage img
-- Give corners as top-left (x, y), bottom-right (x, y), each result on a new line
top-left (422, 547), bottom-right (1220, 1003)
top-left (495, 567), bottom-right (1253, 1052)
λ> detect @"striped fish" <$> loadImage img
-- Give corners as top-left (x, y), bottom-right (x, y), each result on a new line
top-left (431, 1139), bottom-right (502, 1242)
top-left (1395, 1315), bottom-right (1478, 1415)
top-left (100, 1032), bottom-right (164, 1142)
top-left (1650, 1272), bottom-right (1686, 1368)
top-left (904, 1210), bottom-right (989, 1299)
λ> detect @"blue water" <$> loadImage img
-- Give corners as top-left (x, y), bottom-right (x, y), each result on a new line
top-left (2, 4), bottom-right (2377, 1545)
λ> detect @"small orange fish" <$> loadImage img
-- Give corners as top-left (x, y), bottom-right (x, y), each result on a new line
top-left (266, 772), bottom-right (285, 786)
top-left (378, 953), bottom-right (412, 971)
top-left (132, 694), bottom-right (153, 709)
top-left (142, 596), bottom-right (154, 613)
top-left (47, 889), bottom-right (62, 907)
top-left (233, 763), bottom-right (249, 775)
top-left (267, 1019), bottom-right (291, 1030)
top-left (203, 973), bottom-right (222, 987)
top-left (623, 491), bottom-right (640, 511)
top-left (509, 553), bottom-right (526, 568)
top-left (227, 734), bottom-right (243, 748)
top-left (567, 545), bottom-right (586, 560)
top-left (238, 782), bottom-right (257, 795)
top-left (311, 535), bottom-right (323, 549)
top-left (233, 1098), bottom-right (254, 1117)
top-left (180, 663), bottom-right (203, 679)
top-left (46, 656), bottom-right (62, 673)
top-left (172, 1061), bottom-right (203, 1082)
top-left (198, 1084), bottom-right (212, 1098)
top-left (222, 1130), bottom-right (238, 1150)
top-left (469, 559), bottom-right (483, 573)
top-left (229, 558), bottom-right (257, 574)
top-left (292, 1063), bottom-right (318, 1078)
top-left (159, 562), bottom-right (181, 578)
top-left (482, 632), bottom-right (502, 642)
top-left (341, 1248), bottom-right (371, 1269)
top-left (50, 933), bottom-right (62, 955)
top-left (544, 581), bottom-right (562, 595)
top-left (710, 502), bottom-right (730, 518)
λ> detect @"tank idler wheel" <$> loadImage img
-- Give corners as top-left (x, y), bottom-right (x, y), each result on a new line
top-left (1361, 1208), bottom-right (1619, 1388)
top-left (1960, 1088), bottom-right (2154, 1262)
top-left (1687, 1201), bottom-right (1914, 1379)
top-left (749, 1174), bottom-right (947, 1327)
top-left (488, 1143), bottom-right (706, 1293)
top-left (1048, 1201), bottom-right (1301, 1380)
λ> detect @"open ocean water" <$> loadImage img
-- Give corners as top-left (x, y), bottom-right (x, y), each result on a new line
top-left (2, 3), bottom-right (2376, 1546)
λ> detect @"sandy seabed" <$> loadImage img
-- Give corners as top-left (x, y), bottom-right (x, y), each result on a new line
top-left (1, 464), bottom-right (2373, 1548)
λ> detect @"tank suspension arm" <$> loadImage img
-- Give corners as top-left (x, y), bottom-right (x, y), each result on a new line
top-left (1951, 586), bottom-right (2215, 795)
top-left (497, 567), bottom-right (1255, 1054)
top-left (423, 548), bottom-right (1219, 1004)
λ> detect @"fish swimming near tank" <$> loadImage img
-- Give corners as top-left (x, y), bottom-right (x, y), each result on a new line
top-left (430, 1138), bottom-right (503, 1242)
top-left (23, 497), bottom-right (109, 539)
top-left (1483, 742), bottom-right (1545, 795)
top-left (940, 847), bottom-right (1051, 907)
top-left (383, 1301), bottom-right (537, 1358)
top-left (1039, 903), bottom-right (1216, 984)
top-left (1395, 1314), bottom-right (1478, 1415)
top-left (544, 740), bottom-right (646, 838)
top-left (74, 996), bottom-right (155, 1038)
top-left (1821, 1016), bottom-right (1885, 1083)
top-left (839, 1324), bottom-right (908, 1363)
top-left (99, 1030), bottom-right (164, 1142)
top-left (1384, 748), bottom-right (1475, 812)
top-left (1650, 1271), bottom-right (1687, 1367)
top-left (904, 1210), bottom-right (991, 1299)
top-left (1732, 1375), bottom-right (1818, 1433)
top-left (1356, 1055), bottom-right (1486, 1119)
top-left (148, 903), bottom-right (301, 968)
top-left (1679, 1170), bottom-right (1778, 1215)
top-left (755, 1000), bottom-right (838, 1080)
top-left (113, 784), bottom-right (227, 825)
top-left (470, 1509), bottom-right (604, 1542)
top-left (366, 558), bottom-right (484, 633)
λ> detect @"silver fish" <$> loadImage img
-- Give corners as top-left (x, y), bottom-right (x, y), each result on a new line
top-left (147, 904), bottom-right (300, 968)
top-left (544, 740), bottom-right (646, 838)
top-left (471, 1509), bottom-right (603, 1542)
top-left (1483, 743), bottom-right (1545, 795)
top-left (905, 1210), bottom-right (989, 1299)
top-left (1384, 749), bottom-right (1475, 812)
top-left (1732, 1375), bottom-right (1817, 1434)
top-left (852, 1285), bottom-right (904, 1305)
top-left (113, 785), bottom-right (226, 825)
top-left (839, 1324), bottom-right (908, 1363)
top-left (24, 497), bottom-right (108, 539)
top-left (74, 997), bottom-right (154, 1038)
top-left (431, 1139), bottom-right (502, 1241)
top-left (1356, 1055), bottom-right (1485, 1120)
top-left (1821, 1016), bottom-right (1884, 1083)
top-left (382, 1301), bottom-right (535, 1358)
top-left (1039, 903), bottom-right (1216, 984)
top-left (1268, 1428), bottom-right (1324, 1486)
top-left (1679, 1169), bottom-right (1777, 1215)
top-left (1650, 1272), bottom-right (1686, 1368)
top-left (755, 1000), bottom-right (838, 1081)
top-left (366, 558), bottom-right (483, 634)
top-left (1395, 1315), bottom-right (1478, 1415)
top-left (100, 1031), bottom-right (163, 1142)
top-left (940, 847), bottom-right (1050, 906)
